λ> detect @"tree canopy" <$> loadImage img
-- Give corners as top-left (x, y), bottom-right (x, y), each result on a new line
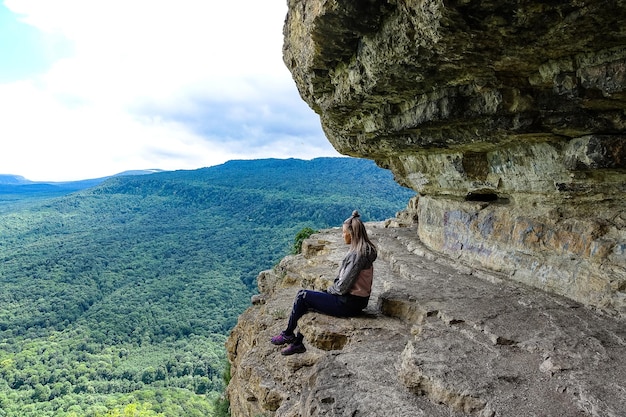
top-left (0, 157), bottom-right (415, 416)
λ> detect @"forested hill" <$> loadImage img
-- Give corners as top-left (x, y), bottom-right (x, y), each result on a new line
top-left (0, 157), bottom-right (414, 417)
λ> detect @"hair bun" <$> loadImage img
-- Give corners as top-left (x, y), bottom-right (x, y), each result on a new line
top-left (351, 210), bottom-right (360, 218)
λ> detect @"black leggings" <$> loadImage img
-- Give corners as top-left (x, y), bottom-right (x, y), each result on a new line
top-left (285, 290), bottom-right (368, 343)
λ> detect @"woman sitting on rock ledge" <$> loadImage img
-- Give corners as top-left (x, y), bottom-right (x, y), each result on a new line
top-left (271, 210), bottom-right (377, 355)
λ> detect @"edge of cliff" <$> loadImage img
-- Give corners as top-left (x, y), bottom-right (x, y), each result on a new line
top-left (225, 216), bottom-right (626, 417)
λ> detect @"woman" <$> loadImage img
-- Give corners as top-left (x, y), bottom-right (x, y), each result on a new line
top-left (270, 211), bottom-right (377, 355)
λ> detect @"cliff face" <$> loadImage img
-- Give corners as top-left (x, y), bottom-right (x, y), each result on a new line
top-left (226, 223), bottom-right (626, 416)
top-left (283, 0), bottom-right (626, 314)
top-left (225, 2), bottom-right (626, 416)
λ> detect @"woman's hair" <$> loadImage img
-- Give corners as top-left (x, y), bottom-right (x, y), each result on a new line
top-left (343, 210), bottom-right (376, 255)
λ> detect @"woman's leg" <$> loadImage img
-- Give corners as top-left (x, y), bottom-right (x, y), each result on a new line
top-left (276, 290), bottom-right (368, 354)
top-left (285, 290), bottom-right (353, 335)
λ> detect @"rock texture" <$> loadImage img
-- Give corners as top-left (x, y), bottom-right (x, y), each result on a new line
top-left (225, 2), bottom-right (626, 415)
top-left (226, 223), bottom-right (626, 417)
top-left (283, 0), bottom-right (626, 315)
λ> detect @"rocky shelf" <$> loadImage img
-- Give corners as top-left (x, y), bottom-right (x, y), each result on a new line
top-left (226, 221), bottom-right (626, 417)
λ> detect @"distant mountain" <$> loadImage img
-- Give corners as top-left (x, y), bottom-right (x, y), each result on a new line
top-left (0, 174), bottom-right (31, 185)
top-left (0, 169), bottom-right (164, 206)
top-left (0, 169), bottom-right (163, 185)
top-left (113, 168), bottom-right (164, 177)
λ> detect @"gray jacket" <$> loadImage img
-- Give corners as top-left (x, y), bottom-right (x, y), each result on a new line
top-left (327, 246), bottom-right (377, 297)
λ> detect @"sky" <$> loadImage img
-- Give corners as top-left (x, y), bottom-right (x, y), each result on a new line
top-left (0, 0), bottom-right (339, 181)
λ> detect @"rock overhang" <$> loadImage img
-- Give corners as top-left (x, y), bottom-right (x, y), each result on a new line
top-left (283, 0), bottom-right (626, 194)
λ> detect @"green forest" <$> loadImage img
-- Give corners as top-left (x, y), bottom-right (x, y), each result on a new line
top-left (0, 157), bottom-right (415, 416)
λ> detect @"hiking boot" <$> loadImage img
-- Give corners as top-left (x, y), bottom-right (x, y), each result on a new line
top-left (281, 343), bottom-right (306, 356)
top-left (270, 331), bottom-right (295, 345)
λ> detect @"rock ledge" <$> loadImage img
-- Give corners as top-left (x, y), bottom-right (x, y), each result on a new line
top-left (226, 221), bottom-right (626, 417)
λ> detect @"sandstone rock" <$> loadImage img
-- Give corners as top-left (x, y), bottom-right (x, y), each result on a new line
top-left (283, 0), bottom-right (626, 316)
top-left (226, 224), bottom-right (626, 417)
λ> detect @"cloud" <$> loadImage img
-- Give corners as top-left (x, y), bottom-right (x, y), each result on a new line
top-left (0, 0), bottom-right (337, 181)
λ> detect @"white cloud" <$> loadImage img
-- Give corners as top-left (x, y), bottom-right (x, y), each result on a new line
top-left (0, 0), bottom-right (337, 181)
